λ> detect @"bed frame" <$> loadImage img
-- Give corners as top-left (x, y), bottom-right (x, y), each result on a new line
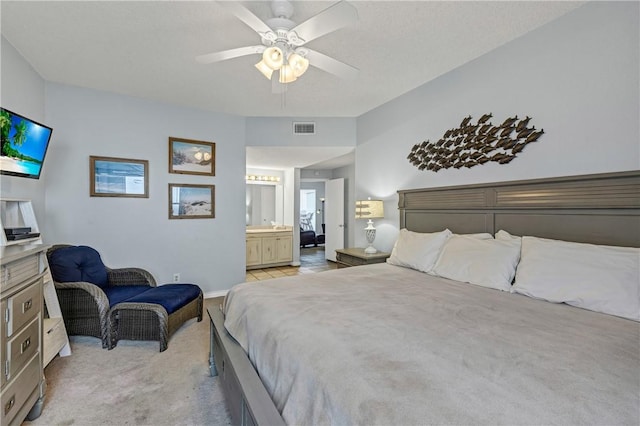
top-left (399, 170), bottom-right (640, 247)
top-left (209, 170), bottom-right (640, 426)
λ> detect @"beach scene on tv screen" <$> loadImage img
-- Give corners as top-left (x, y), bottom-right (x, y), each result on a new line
top-left (0, 109), bottom-right (51, 177)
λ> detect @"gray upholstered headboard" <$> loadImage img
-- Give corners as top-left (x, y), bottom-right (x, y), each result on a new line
top-left (398, 171), bottom-right (640, 247)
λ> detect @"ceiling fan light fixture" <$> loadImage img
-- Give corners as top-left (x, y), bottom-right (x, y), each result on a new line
top-left (198, 0), bottom-right (359, 88)
top-left (288, 52), bottom-right (309, 77)
top-left (255, 60), bottom-right (274, 79)
top-left (263, 46), bottom-right (284, 70)
top-left (279, 64), bottom-right (297, 84)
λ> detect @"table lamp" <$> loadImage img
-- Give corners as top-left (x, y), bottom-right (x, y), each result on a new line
top-left (355, 199), bottom-right (384, 254)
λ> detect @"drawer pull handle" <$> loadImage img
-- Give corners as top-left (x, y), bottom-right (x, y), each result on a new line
top-left (4, 395), bottom-right (15, 415)
top-left (23, 299), bottom-right (33, 312)
top-left (21, 337), bottom-right (31, 353)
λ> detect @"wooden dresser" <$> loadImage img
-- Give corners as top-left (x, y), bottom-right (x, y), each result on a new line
top-left (1, 245), bottom-right (47, 425)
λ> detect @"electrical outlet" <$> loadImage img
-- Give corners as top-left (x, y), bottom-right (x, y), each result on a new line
top-left (173, 273), bottom-right (180, 283)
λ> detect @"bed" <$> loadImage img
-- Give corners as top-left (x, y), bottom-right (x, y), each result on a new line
top-left (209, 171), bottom-right (640, 426)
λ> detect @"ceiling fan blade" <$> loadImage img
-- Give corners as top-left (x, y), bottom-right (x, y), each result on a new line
top-left (219, 1), bottom-right (274, 37)
top-left (306, 49), bottom-right (359, 80)
top-left (196, 45), bottom-right (265, 64)
top-left (291, 1), bottom-right (358, 44)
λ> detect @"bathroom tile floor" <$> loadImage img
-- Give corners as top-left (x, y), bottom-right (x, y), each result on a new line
top-left (245, 246), bottom-right (336, 282)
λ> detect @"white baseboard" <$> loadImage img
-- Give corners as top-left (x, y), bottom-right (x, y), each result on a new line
top-left (204, 289), bottom-right (229, 299)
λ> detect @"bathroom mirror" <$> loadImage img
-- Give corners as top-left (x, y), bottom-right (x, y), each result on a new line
top-left (246, 183), bottom-right (284, 226)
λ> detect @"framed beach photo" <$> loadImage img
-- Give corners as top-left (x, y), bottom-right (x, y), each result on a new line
top-left (169, 137), bottom-right (215, 176)
top-left (90, 156), bottom-right (149, 198)
top-left (169, 184), bottom-right (215, 219)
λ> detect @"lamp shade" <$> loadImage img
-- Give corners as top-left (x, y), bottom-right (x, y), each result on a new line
top-left (279, 64), bottom-right (297, 83)
top-left (255, 60), bottom-right (274, 79)
top-left (355, 200), bottom-right (384, 219)
top-left (288, 52), bottom-right (309, 77)
top-left (262, 46), bottom-right (283, 70)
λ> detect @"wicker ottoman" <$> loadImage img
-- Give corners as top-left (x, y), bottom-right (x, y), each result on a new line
top-left (109, 283), bottom-right (203, 352)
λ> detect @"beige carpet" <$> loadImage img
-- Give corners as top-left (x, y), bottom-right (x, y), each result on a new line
top-left (25, 299), bottom-right (231, 426)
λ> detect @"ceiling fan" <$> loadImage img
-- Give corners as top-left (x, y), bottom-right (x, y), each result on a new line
top-left (196, 0), bottom-right (359, 88)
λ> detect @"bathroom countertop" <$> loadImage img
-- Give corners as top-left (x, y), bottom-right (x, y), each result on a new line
top-left (246, 226), bottom-right (293, 234)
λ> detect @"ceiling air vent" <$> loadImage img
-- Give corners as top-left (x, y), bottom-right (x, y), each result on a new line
top-left (293, 122), bottom-right (316, 135)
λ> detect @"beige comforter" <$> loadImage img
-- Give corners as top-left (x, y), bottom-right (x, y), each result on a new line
top-left (224, 263), bottom-right (639, 425)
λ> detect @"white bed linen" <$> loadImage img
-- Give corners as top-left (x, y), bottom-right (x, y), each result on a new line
top-left (224, 263), bottom-right (640, 426)
top-left (513, 236), bottom-right (640, 321)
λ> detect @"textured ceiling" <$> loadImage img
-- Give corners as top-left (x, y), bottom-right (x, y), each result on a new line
top-left (1, 1), bottom-right (584, 119)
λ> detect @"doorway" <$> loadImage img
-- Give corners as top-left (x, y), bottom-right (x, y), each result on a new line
top-left (300, 189), bottom-right (316, 231)
top-left (299, 183), bottom-right (327, 268)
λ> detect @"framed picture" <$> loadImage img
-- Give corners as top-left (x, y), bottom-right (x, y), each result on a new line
top-left (90, 156), bottom-right (149, 198)
top-left (169, 137), bottom-right (215, 176)
top-left (169, 184), bottom-right (215, 219)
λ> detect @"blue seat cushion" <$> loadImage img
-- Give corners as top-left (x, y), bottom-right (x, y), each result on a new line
top-left (103, 285), bottom-right (153, 307)
top-left (49, 246), bottom-right (108, 288)
top-left (122, 284), bottom-right (201, 314)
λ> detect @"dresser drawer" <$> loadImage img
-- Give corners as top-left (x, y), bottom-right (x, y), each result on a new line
top-left (0, 298), bottom-right (5, 387)
top-left (336, 252), bottom-right (366, 266)
top-left (0, 255), bottom-right (39, 293)
top-left (0, 245), bottom-right (47, 426)
top-left (1, 354), bottom-right (40, 426)
top-left (4, 316), bottom-right (40, 385)
top-left (6, 277), bottom-right (42, 337)
top-left (43, 317), bottom-right (66, 366)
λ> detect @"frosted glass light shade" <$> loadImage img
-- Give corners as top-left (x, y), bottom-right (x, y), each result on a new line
top-left (255, 60), bottom-right (274, 80)
top-left (288, 52), bottom-right (309, 77)
top-left (279, 64), bottom-right (297, 83)
top-left (263, 47), bottom-right (283, 70)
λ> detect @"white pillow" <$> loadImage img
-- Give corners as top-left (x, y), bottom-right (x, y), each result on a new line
top-left (495, 229), bottom-right (521, 242)
top-left (513, 236), bottom-right (640, 321)
top-left (386, 228), bottom-right (451, 273)
top-left (432, 235), bottom-right (521, 291)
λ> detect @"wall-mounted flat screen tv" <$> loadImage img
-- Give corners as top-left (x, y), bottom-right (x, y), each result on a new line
top-left (0, 107), bottom-right (53, 179)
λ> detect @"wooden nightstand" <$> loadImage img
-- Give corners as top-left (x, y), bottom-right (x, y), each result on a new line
top-left (335, 248), bottom-right (390, 268)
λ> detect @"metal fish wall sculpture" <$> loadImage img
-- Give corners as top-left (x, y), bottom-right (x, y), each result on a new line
top-left (408, 114), bottom-right (544, 172)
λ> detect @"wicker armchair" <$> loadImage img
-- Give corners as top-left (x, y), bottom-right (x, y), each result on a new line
top-left (47, 245), bottom-right (156, 348)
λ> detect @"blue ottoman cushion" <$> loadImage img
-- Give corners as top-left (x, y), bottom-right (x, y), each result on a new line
top-left (49, 245), bottom-right (108, 288)
top-left (122, 284), bottom-right (201, 314)
top-left (103, 285), bottom-right (153, 306)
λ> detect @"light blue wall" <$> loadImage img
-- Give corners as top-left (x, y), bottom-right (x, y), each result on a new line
top-left (2, 36), bottom-right (248, 294)
top-left (2, 1), bottom-right (638, 284)
top-left (246, 117), bottom-right (355, 147)
top-left (0, 37), bottom-right (47, 221)
top-left (355, 2), bottom-right (640, 251)
top-left (44, 83), bottom-right (247, 295)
